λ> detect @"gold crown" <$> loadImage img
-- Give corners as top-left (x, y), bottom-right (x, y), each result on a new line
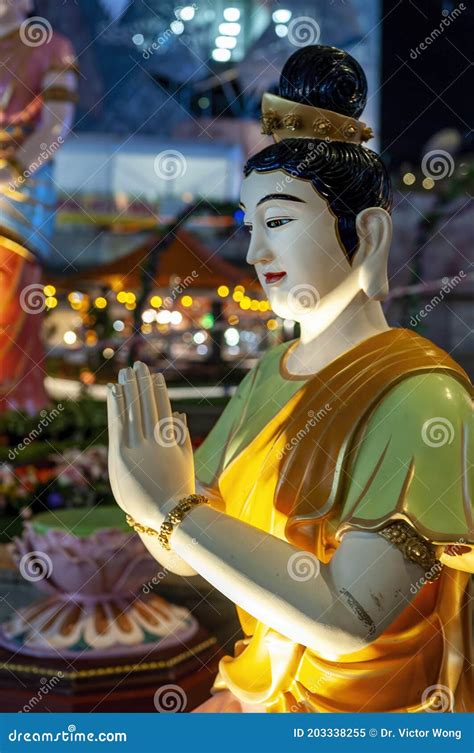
top-left (260, 92), bottom-right (373, 145)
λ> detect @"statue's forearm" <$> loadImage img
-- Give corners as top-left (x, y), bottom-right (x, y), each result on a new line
top-left (157, 503), bottom-right (425, 657)
top-left (137, 530), bottom-right (198, 577)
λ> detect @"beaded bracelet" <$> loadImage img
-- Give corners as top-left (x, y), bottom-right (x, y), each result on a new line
top-left (126, 493), bottom-right (208, 550)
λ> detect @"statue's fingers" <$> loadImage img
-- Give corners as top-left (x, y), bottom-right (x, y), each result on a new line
top-left (178, 412), bottom-right (192, 453)
top-left (153, 374), bottom-right (173, 431)
top-left (133, 361), bottom-right (158, 439)
top-left (107, 383), bottom-right (127, 506)
top-left (107, 382), bottom-right (127, 449)
top-left (118, 367), bottom-right (144, 447)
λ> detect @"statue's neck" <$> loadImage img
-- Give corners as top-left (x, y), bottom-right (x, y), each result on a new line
top-left (302, 297), bottom-right (388, 343)
top-left (288, 295), bottom-right (390, 377)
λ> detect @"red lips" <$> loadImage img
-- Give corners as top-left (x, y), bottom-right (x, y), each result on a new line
top-left (264, 271), bottom-right (287, 284)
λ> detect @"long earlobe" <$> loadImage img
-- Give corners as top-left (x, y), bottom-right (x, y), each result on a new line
top-left (353, 207), bottom-right (392, 300)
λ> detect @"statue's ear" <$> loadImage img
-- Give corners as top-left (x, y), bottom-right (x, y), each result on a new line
top-left (352, 207), bottom-right (392, 300)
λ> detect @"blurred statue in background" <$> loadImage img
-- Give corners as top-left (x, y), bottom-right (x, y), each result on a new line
top-left (0, 0), bottom-right (77, 413)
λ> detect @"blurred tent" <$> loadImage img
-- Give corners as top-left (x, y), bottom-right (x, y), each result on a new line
top-left (50, 228), bottom-right (255, 290)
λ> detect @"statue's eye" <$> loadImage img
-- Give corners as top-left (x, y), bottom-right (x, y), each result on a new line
top-left (266, 218), bottom-right (294, 229)
top-left (244, 224), bottom-right (253, 233)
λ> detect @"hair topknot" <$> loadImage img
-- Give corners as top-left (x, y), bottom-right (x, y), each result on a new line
top-left (279, 45), bottom-right (367, 119)
top-left (244, 45), bottom-right (391, 261)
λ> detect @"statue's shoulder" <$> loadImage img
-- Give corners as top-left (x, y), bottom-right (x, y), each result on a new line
top-left (373, 370), bottom-right (471, 428)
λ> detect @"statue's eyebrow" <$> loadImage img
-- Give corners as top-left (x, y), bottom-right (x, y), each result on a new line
top-left (257, 193), bottom-right (306, 207)
top-left (239, 194), bottom-right (306, 210)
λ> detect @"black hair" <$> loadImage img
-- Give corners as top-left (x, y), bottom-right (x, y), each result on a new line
top-left (244, 45), bottom-right (392, 260)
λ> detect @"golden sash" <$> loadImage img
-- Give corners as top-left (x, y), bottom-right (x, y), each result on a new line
top-left (212, 329), bottom-right (472, 712)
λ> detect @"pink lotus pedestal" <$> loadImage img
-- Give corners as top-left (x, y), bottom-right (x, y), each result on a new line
top-left (0, 508), bottom-right (221, 711)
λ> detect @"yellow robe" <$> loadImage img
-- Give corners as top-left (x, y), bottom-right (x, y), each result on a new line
top-left (195, 329), bottom-right (473, 712)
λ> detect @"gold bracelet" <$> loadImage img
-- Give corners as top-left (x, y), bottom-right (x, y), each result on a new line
top-left (125, 514), bottom-right (160, 538)
top-left (378, 520), bottom-right (442, 581)
top-left (126, 494), bottom-right (208, 551)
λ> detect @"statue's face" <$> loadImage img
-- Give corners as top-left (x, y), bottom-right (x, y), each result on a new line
top-left (240, 169), bottom-right (353, 322)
